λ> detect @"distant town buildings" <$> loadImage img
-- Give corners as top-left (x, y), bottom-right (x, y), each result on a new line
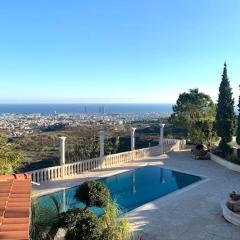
top-left (0, 111), bottom-right (170, 138)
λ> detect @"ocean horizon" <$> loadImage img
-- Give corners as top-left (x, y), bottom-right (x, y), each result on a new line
top-left (0, 103), bottom-right (173, 114)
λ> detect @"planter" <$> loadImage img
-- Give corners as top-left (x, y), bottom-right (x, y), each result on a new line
top-left (222, 201), bottom-right (240, 226)
top-left (227, 200), bottom-right (240, 212)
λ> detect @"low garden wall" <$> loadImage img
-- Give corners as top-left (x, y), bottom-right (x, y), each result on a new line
top-left (210, 153), bottom-right (240, 172)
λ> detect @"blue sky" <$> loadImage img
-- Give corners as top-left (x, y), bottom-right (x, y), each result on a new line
top-left (0, 0), bottom-right (239, 103)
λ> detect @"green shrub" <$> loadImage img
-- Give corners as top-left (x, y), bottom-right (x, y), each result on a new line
top-left (219, 139), bottom-right (232, 157)
top-left (237, 148), bottom-right (240, 159)
top-left (0, 134), bottom-right (22, 175)
top-left (226, 153), bottom-right (240, 165)
top-left (75, 181), bottom-right (110, 208)
top-left (65, 209), bottom-right (103, 240)
top-left (101, 202), bottom-right (131, 240)
top-left (102, 217), bottom-right (131, 240)
top-left (50, 208), bottom-right (103, 240)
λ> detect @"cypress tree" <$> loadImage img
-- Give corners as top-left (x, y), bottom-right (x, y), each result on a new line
top-left (236, 85), bottom-right (240, 145)
top-left (216, 63), bottom-right (235, 153)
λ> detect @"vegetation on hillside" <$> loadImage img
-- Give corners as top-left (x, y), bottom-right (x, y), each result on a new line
top-left (12, 123), bottom-right (161, 171)
top-left (0, 134), bottom-right (22, 175)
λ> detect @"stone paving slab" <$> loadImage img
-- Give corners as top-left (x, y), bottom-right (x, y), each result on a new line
top-left (32, 150), bottom-right (240, 239)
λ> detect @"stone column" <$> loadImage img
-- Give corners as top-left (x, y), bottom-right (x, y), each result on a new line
top-left (99, 130), bottom-right (105, 160)
top-left (131, 127), bottom-right (136, 151)
top-left (159, 123), bottom-right (165, 153)
top-left (59, 136), bottom-right (66, 165)
top-left (159, 123), bottom-right (165, 146)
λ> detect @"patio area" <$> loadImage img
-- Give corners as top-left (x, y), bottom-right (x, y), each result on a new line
top-left (32, 149), bottom-right (240, 240)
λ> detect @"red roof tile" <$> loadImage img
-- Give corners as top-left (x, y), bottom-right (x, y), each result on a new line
top-left (0, 174), bottom-right (31, 240)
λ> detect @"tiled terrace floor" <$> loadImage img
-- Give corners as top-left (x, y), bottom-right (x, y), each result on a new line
top-left (32, 150), bottom-right (240, 240)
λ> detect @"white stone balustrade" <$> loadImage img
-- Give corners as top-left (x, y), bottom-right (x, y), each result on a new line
top-left (27, 139), bottom-right (185, 184)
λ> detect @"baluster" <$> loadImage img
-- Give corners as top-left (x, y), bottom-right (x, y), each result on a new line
top-left (59, 168), bottom-right (61, 179)
top-left (52, 169), bottom-right (55, 180)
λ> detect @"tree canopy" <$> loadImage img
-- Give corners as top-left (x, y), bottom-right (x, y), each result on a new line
top-left (0, 134), bottom-right (22, 175)
top-left (170, 88), bottom-right (216, 144)
top-left (215, 63), bottom-right (235, 143)
top-left (237, 86), bottom-right (240, 145)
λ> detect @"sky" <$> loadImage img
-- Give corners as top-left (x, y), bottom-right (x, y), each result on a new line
top-left (0, 0), bottom-right (240, 104)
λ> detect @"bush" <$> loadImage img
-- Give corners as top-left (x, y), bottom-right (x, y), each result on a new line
top-left (65, 209), bottom-right (103, 240)
top-left (219, 139), bottom-right (232, 157)
top-left (102, 217), bottom-right (131, 240)
top-left (50, 208), bottom-right (103, 240)
top-left (75, 181), bottom-right (110, 208)
top-left (101, 202), bottom-right (131, 240)
top-left (226, 154), bottom-right (240, 165)
top-left (0, 134), bottom-right (22, 175)
top-left (237, 148), bottom-right (240, 159)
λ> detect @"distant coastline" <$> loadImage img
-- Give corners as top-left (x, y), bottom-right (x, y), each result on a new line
top-left (0, 103), bottom-right (173, 114)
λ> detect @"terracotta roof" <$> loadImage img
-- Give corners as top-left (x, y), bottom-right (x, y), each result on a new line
top-left (0, 174), bottom-right (31, 240)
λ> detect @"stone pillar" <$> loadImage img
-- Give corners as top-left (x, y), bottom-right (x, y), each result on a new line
top-left (59, 136), bottom-right (66, 165)
top-left (131, 127), bottom-right (136, 151)
top-left (159, 123), bottom-right (165, 153)
top-left (159, 123), bottom-right (165, 146)
top-left (99, 130), bottom-right (105, 159)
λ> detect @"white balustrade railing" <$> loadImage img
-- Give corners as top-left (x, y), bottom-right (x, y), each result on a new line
top-left (27, 139), bottom-right (185, 184)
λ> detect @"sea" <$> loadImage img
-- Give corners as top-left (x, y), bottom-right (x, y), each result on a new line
top-left (0, 104), bottom-right (173, 114)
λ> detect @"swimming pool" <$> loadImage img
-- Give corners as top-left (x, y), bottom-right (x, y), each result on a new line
top-left (35, 166), bottom-right (201, 219)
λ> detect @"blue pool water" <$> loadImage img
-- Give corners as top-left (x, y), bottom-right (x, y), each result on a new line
top-left (35, 166), bottom-right (201, 219)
